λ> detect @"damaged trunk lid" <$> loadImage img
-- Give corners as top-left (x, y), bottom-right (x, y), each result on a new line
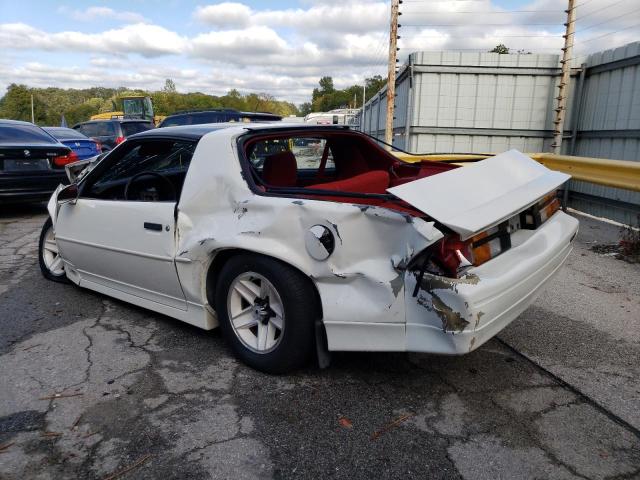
top-left (387, 149), bottom-right (570, 239)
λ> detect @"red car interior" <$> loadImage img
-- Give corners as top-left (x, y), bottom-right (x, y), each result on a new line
top-left (307, 170), bottom-right (390, 194)
top-left (246, 131), bottom-right (459, 216)
top-left (263, 151), bottom-right (298, 187)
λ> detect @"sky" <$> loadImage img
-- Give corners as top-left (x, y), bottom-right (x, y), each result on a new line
top-left (0, 0), bottom-right (638, 104)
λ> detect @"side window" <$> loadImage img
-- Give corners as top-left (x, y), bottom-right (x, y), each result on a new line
top-left (292, 138), bottom-right (335, 170)
top-left (82, 140), bottom-right (196, 201)
top-left (248, 137), bottom-right (334, 172)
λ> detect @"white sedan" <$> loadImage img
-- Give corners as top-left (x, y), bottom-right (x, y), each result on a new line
top-left (40, 123), bottom-right (578, 373)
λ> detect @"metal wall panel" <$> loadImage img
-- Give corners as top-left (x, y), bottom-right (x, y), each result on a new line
top-left (358, 51), bottom-right (562, 153)
top-left (567, 42), bottom-right (640, 224)
top-left (354, 44), bottom-right (640, 223)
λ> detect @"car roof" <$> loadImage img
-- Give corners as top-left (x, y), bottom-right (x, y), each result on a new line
top-left (128, 122), bottom-right (350, 141)
top-left (43, 126), bottom-right (75, 131)
top-left (43, 126), bottom-right (88, 137)
top-left (0, 119), bottom-right (37, 126)
top-left (75, 119), bottom-right (153, 125)
top-left (163, 109), bottom-right (281, 118)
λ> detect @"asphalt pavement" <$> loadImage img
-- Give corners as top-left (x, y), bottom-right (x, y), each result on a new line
top-left (0, 203), bottom-right (638, 480)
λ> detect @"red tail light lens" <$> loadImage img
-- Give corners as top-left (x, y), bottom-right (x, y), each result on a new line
top-left (53, 151), bottom-right (79, 167)
top-left (115, 136), bottom-right (125, 144)
top-left (431, 234), bottom-right (474, 278)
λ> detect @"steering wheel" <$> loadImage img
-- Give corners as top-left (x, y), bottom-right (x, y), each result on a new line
top-left (124, 171), bottom-right (177, 201)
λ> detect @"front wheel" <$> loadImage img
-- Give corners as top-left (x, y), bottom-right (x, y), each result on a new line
top-left (38, 217), bottom-right (69, 283)
top-left (215, 254), bottom-right (318, 374)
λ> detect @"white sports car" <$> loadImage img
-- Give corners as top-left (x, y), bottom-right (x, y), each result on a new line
top-left (40, 123), bottom-right (578, 373)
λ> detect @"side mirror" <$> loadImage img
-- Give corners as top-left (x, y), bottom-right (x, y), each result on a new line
top-left (57, 183), bottom-right (79, 206)
top-left (65, 159), bottom-right (91, 183)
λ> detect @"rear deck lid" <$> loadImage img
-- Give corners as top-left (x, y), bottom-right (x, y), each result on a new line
top-left (387, 149), bottom-right (570, 239)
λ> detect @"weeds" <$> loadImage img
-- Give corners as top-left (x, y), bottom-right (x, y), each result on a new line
top-left (619, 214), bottom-right (640, 263)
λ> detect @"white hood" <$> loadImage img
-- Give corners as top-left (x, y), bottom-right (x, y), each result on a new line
top-left (387, 149), bottom-right (570, 239)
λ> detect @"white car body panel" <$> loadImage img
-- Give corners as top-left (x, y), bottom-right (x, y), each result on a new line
top-left (55, 200), bottom-right (186, 310)
top-left (387, 149), bottom-right (570, 239)
top-left (48, 124), bottom-right (579, 355)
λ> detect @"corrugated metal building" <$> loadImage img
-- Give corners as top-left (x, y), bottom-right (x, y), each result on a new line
top-left (359, 51), bottom-right (564, 153)
top-left (568, 42), bottom-right (640, 224)
top-left (357, 43), bottom-right (640, 224)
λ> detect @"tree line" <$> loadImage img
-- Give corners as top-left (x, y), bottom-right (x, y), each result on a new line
top-left (300, 75), bottom-right (387, 115)
top-left (0, 75), bottom-right (389, 126)
top-left (0, 80), bottom-right (299, 126)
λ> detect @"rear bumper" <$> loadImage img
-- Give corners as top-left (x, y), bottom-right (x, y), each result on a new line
top-left (0, 173), bottom-right (67, 202)
top-left (404, 211), bottom-right (579, 354)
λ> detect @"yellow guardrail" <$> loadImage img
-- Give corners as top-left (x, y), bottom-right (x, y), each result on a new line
top-left (392, 152), bottom-right (640, 193)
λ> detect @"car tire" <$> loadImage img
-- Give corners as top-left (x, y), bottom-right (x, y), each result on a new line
top-left (38, 217), bottom-right (69, 283)
top-left (215, 254), bottom-right (318, 374)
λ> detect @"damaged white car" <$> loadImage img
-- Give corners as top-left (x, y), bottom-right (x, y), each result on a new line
top-left (39, 123), bottom-right (579, 373)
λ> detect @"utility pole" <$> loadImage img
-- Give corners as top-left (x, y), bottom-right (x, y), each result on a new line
top-left (30, 94), bottom-right (35, 123)
top-left (362, 82), bottom-right (366, 132)
top-left (552, 0), bottom-right (576, 154)
top-left (385, 0), bottom-right (400, 149)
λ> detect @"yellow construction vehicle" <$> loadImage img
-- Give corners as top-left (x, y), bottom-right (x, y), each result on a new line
top-left (91, 95), bottom-right (165, 125)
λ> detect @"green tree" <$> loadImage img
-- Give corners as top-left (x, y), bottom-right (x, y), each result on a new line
top-left (0, 84), bottom-right (33, 121)
top-left (489, 44), bottom-right (510, 54)
top-left (299, 102), bottom-right (312, 116)
top-left (163, 78), bottom-right (177, 93)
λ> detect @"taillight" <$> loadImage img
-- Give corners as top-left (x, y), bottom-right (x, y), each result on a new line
top-left (418, 190), bottom-right (560, 279)
top-left (115, 136), bottom-right (125, 144)
top-left (53, 151), bottom-right (78, 167)
top-left (521, 190), bottom-right (560, 229)
top-left (425, 226), bottom-right (511, 278)
top-left (432, 234), bottom-right (473, 277)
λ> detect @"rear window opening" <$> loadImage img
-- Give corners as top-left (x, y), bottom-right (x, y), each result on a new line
top-left (0, 124), bottom-right (57, 145)
top-left (242, 130), bottom-right (458, 214)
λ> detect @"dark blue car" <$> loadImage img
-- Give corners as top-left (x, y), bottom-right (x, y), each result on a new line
top-left (43, 127), bottom-right (101, 160)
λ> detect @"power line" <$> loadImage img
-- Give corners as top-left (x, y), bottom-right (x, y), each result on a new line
top-left (404, 34), bottom-right (564, 38)
top-left (400, 23), bottom-right (562, 27)
top-left (575, 0), bottom-right (628, 20)
top-left (574, 22), bottom-right (640, 44)
top-left (399, 9), bottom-right (562, 14)
top-left (574, 7), bottom-right (640, 33)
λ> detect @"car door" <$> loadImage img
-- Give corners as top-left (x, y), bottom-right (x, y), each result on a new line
top-left (54, 138), bottom-right (196, 311)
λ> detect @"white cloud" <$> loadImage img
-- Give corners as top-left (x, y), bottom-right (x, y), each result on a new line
top-left (60, 6), bottom-right (147, 24)
top-left (2, 0), bottom-right (639, 104)
top-left (193, 3), bottom-right (252, 28)
top-left (195, 1), bottom-right (388, 34)
top-left (0, 23), bottom-right (187, 57)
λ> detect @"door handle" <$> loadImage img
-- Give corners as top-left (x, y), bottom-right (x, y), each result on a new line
top-left (144, 222), bottom-right (163, 231)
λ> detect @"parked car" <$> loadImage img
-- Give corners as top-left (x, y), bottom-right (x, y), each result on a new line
top-left (40, 123), bottom-right (578, 373)
top-left (72, 119), bottom-right (154, 152)
top-left (157, 109), bottom-right (282, 128)
top-left (0, 119), bottom-right (75, 203)
top-left (43, 127), bottom-right (101, 160)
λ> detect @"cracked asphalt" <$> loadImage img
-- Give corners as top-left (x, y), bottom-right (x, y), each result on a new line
top-left (1, 203), bottom-right (639, 480)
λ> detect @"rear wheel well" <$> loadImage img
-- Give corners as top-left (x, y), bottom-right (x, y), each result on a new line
top-left (205, 248), bottom-right (323, 319)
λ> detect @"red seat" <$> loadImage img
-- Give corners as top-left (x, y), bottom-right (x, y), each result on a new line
top-left (307, 170), bottom-right (390, 194)
top-left (263, 151), bottom-right (297, 187)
